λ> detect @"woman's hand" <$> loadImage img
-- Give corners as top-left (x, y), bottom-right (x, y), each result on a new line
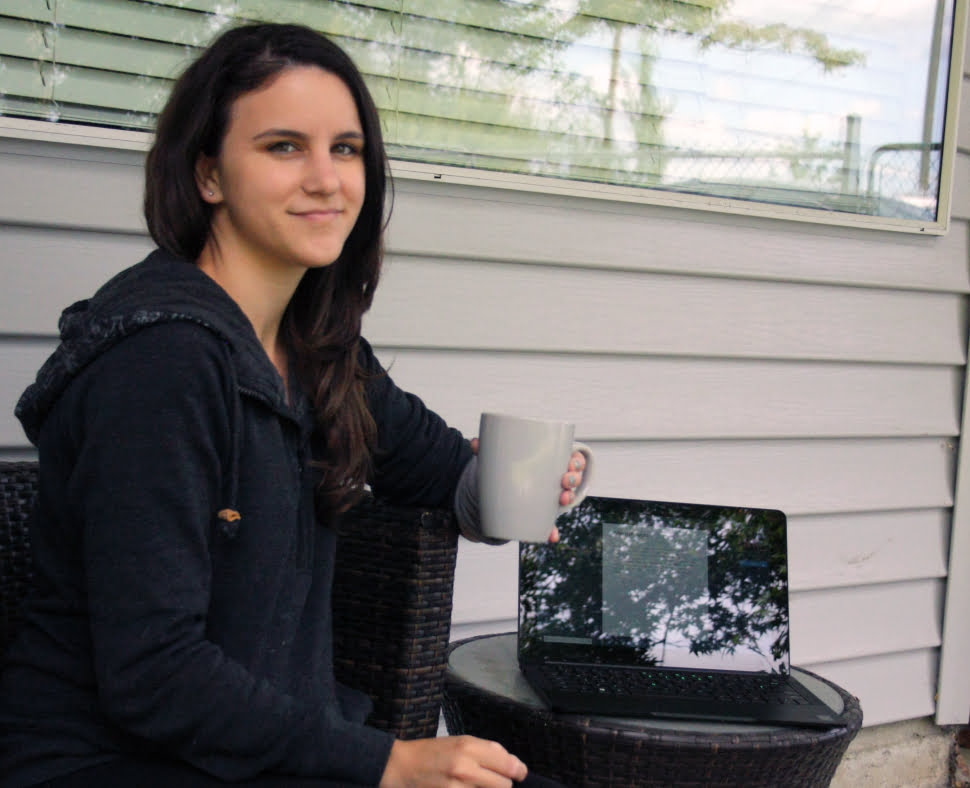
top-left (379, 735), bottom-right (527, 788)
top-left (470, 440), bottom-right (586, 544)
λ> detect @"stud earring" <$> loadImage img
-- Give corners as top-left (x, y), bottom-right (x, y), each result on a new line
top-left (207, 190), bottom-right (214, 196)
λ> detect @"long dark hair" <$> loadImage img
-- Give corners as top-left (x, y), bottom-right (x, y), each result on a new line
top-left (145, 23), bottom-right (389, 515)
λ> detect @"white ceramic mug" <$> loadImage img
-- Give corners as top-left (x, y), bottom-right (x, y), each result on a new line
top-left (477, 412), bottom-right (594, 542)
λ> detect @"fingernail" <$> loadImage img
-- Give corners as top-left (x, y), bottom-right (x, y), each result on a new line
top-left (569, 474), bottom-right (577, 487)
top-left (573, 458), bottom-right (582, 471)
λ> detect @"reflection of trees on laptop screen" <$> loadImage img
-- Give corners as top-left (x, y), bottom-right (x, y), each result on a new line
top-left (519, 498), bottom-right (790, 673)
top-left (519, 499), bottom-right (605, 649)
top-left (602, 524), bottom-right (709, 657)
top-left (703, 507), bottom-right (789, 673)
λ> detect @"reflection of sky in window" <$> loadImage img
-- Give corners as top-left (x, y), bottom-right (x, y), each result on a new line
top-left (558, 0), bottom-right (948, 176)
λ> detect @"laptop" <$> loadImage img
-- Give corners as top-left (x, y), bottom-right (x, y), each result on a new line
top-left (517, 495), bottom-right (846, 728)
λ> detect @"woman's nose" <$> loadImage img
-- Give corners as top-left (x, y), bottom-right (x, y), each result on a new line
top-left (303, 152), bottom-right (340, 194)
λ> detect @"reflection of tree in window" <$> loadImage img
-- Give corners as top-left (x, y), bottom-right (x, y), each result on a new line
top-left (388, 1), bottom-right (864, 191)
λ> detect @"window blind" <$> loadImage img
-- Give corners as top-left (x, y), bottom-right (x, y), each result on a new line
top-left (0, 0), bottom-right (960, 225)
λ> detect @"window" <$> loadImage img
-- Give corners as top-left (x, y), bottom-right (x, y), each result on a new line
top-left (1, 0), bottom-right (965, 232)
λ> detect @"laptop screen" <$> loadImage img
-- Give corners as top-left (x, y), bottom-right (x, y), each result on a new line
top-left (518, 496), bottom-right (791, 675)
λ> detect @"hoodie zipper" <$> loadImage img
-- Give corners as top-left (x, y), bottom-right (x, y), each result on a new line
top-left (238, 385), bottom-right (314, 570)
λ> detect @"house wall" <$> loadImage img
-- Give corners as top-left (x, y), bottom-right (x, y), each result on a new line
top-left (1, 29), bottom-right (968, 733)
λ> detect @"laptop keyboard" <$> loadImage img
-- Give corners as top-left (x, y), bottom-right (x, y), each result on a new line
top-left (543, 663), bottom-right (810, 705)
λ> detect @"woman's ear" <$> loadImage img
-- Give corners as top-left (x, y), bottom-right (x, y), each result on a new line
top-left (195, 155), bottom-right (222, 204)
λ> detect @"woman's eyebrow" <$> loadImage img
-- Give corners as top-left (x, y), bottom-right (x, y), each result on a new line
top-left (253, 128), bottom-right (309, 141)
top-left (252, 129), bottom-right (364, 142)
top-left (335, 130), bottom-right (365, 142)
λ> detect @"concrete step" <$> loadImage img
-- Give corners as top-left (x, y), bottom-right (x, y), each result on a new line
top-left (831, 718), bottom-right (962, 788)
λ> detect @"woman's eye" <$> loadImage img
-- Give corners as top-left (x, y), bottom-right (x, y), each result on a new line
top-left (268, 141), bottom-right (299, 154)
top-left (334, 142), bottom-right (362, 156)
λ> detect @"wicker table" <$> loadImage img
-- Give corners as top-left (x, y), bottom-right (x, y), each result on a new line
top-left (442, 633), bottom-right (862, 788)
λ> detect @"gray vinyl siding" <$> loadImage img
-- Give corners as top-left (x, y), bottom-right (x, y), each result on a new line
top-left (931, 25), bottom-right (970, 727)
top-left (2, 21), bottom-right (969, 730)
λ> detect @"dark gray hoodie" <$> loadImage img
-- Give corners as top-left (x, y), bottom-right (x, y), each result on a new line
top-left (0, 249), bottom-right (472, 787)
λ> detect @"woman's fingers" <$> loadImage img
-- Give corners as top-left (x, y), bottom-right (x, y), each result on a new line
top-left (559, 451), bottom-right (586, 506)
top-left (380, 736), bottom-right (527, 788)
top-left (471, 737), bottom-right (528, 784)
top-left (568, 451), bottom-right (586, 473)
top-left (562, 452), bottom-right (585, 488)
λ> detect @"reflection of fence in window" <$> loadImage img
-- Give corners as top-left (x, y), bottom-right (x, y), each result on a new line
top-left (661, 145), bottom-right (849, 201)
top-left (652, 137), bottom-right (940, 221)
top-left (865, 143), bottom-right (941, 220)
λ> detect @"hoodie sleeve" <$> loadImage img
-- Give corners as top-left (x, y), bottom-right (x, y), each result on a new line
top-left (64, 323), bottom-right (392, 784)
top-left (360, 338), bottom-right (473, 507)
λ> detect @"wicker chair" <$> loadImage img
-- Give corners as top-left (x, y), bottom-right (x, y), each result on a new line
top-left (0, 460), bottom-right (459, 740)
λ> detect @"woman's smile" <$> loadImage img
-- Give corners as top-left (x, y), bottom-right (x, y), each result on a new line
top-left (291, 207), bottom-right (344, 220)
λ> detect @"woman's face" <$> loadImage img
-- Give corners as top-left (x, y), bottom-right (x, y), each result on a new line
top-left (197, 66), bottom-right (366, 276)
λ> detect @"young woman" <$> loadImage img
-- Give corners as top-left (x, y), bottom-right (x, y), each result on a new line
top-left (0, 23), bottom-right (583, 788)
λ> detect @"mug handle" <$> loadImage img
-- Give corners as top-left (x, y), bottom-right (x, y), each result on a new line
top-left (558, 442), bottom-right (594, 514)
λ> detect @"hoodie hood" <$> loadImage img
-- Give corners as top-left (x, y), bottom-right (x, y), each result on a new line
top-left (16, 248), bottom-right (288, 445)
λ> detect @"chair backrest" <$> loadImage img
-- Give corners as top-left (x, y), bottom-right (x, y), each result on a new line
top-left (333, 497), bottom-right (459, 737)
top-left (0, 461), bottom-right (38, 657)
top-left (0, 460), bottom-right (459, 739)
